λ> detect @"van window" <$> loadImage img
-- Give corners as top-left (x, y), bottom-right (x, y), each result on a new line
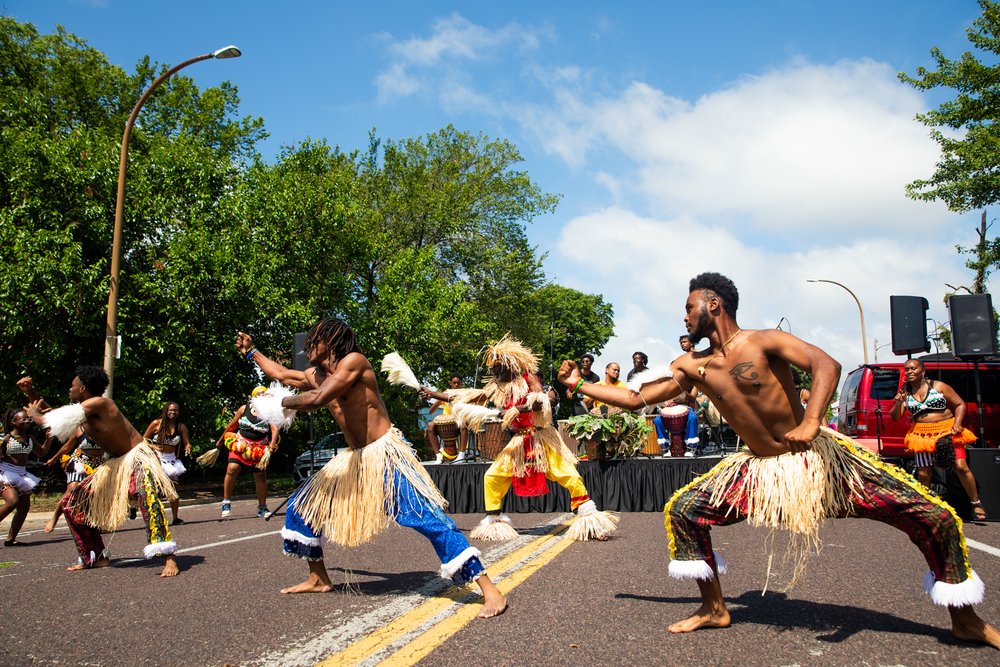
top-left (870, 368), bottom-right (900, 400)
top-left (843, 370), bottom-right (862, 404)
top-left (927, 368), bottom-right (1000, 404)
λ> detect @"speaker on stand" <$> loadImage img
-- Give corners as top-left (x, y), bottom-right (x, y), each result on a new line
top-left (292, 332), bottom-right (318, 476)
top-left (890, 295), bottom-right (930, 356)
top-left (949, 294), bottom-right (997, 447)
top-left (949, 294), bottom-right (998, 358)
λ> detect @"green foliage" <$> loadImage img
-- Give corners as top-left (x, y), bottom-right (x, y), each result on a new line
top-left (0, 19), bottom-right (615, 457)
top-left (565, 411), bottom-right (651, 458)
top-left (899, 0), bottom-right (1000, 211)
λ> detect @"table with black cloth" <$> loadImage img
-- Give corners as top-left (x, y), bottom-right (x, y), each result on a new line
top-left (423, 457), bottom-right (722, 513)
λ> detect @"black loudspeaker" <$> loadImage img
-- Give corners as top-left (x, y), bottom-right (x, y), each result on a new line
top-left (966, 448), bottom-right (1000, 521)
top-left (890, 295), bottom-right (930, 355)
top-left (293, 332), bottom-right (309, 371)
top-left (949, 294), bottom-right (998, 358)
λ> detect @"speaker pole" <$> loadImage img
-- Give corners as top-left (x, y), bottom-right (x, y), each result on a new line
top-left (973, 359), bottom-right (987, 446)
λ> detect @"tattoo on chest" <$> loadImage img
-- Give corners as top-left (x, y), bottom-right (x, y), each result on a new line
top-left (729, 362), bottom-right (759, 385)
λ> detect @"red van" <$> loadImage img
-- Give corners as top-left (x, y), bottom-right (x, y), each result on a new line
top-left (837, 354), bottom-right (1000, 460)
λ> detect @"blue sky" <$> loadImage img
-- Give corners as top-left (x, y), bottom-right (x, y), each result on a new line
top-left (8, 1), bottom-right (997, 394)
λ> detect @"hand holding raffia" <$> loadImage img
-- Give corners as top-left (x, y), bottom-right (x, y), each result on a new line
top-left (251, 381), bottom-right (297, 429)
top-left (43, 404), bottom-right (86, 443)
top-left (626, 365), bottom-right (674, 393)
top-left (380, 353), bottom-right (421, 391)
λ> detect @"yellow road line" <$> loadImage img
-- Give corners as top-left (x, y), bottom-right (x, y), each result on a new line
top-left (380, 528), bottom-right (577, 666)
top-left (314, 520), bottom-right (572, 667)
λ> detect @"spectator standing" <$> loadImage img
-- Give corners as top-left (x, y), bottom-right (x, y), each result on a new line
top-left (626, 351), bottom-right (649, 382)
top-left (567, 353), bottom-right (600, 415)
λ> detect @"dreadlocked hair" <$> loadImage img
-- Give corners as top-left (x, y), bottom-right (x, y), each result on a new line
top-left (304, 317), bottom-right (363, 363)
top-left (689, 272), bottom-right (739, 317)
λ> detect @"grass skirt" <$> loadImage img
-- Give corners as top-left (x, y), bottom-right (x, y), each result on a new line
top-left (495, 425), bottom-right (577, 478)
top-left (292, 427), bottom-right (447, 547)
top-left (69, 441), bottom-right (178, 532)
top-left (700, 428), bottom-right (863, 587)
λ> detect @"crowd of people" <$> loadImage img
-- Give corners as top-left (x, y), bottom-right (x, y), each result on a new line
top-left (0, 272), bottom-right (997, 649)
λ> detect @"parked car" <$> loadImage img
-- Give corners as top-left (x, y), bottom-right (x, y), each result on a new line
top-left (292, 431), bottom-right (347, 482)
top-left (837, 354), bottom-right (1000, 460)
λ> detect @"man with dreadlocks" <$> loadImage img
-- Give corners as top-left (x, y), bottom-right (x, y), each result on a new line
top-left (235, 321), bottom-right (506, 617)
top-left (558, 272), bottom-right (999, 650)
top-left (451, 335), bottom-right (618, 542)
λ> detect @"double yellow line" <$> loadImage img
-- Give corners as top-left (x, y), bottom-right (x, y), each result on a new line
top-left (315, 518), bottom-right (576, 666)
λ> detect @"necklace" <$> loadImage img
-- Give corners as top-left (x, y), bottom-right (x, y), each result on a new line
top-left (697, 329), bottom-right (743, 378)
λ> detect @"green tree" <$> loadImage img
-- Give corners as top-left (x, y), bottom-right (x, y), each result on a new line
top-left (899, 0), bottom-right (1000, 211)
top-left (0, 19), bottom-right (614, 459)
top-left (0, 18), bottom-right (267, 441)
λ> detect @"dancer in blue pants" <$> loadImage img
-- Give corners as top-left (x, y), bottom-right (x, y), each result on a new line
top-left (236, 320), bottom-right (506, 617)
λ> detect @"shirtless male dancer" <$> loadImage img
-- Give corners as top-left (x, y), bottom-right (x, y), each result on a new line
top-left (26, 366), bottom-right (179, 577)
top-left (236, 321), bottom-right (506, 617)
top-left (558, 272), bottom-right (999, 649)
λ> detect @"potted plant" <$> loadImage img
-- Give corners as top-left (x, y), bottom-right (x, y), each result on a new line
top-left (565, 410), bottom-right (652, 460)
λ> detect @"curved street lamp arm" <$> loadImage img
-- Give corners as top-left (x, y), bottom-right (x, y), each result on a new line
top-left (103, 51), bottom-right (227, 396)
top-left (806, 279), bottom-right (869, 365)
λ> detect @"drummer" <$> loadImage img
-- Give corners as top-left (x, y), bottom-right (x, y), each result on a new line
top-left (419, 374), bottom-right (469, 463)
top-left (653, 391), bottom-right (701, 457)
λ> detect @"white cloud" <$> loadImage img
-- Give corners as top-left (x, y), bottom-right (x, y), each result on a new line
top-left (558, 206), bottom-right (987, 387)
top-left (367, 18), bottom-right (992, 389)
top-left (375, 14), bottom-right (546, 103)
top-left (524, 59), bottom-right (950, 234)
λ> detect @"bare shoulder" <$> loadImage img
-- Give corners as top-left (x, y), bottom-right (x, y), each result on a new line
top-left (81, 396), bottom-right (114, 416)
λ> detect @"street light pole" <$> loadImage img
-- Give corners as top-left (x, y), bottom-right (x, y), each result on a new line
top-left (806, 279), bottom-right (869, 365)
top-left (103, 45), bottom-right (241, 397)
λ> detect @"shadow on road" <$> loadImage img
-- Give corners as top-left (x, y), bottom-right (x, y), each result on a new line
top-left (323, 566), bottom-right (457, 598)
top-left (615, 589), bottom-right (955, 645)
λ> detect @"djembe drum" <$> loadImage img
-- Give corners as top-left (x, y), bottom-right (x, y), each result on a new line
top-left (642, 414), bottom-right (662, 457)
top-left (660, 405), bottom-right (689, 457)
top-left (478, 418), bottom-right (509, 461)
top-left (434, 414), bottom-right (461, 463)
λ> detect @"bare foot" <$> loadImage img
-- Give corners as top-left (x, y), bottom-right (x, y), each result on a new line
top-left (668, 603), bottom-right (731, 633)
top-left (67, 557), bottom-right (111, 572)
top-left (478, 596), bottom-right (508, 619)
top-left (280, 579), bottom-right (334, 594)
top-left (160, 557), bottom-right (179, 578)
top-left (44, 518), bottom-right (57, 533)
top-left (951, 607), bottom-right (1000, 649)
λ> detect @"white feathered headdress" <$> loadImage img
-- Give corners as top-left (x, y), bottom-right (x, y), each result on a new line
top-left (251, 381), bottom-right (297, 430)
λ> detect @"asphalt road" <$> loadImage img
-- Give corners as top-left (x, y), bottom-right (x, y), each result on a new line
top-left (2, 497), bottom-right (1000, 666)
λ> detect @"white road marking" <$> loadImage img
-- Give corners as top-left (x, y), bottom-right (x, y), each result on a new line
top-left (115, 530), bottom-right (282, 564)
top-left (966, 537), bottom-right (1000, 558)
top-left (248, 514), bottom-right (573, 667)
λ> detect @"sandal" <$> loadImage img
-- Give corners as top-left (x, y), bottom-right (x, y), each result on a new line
top-left (971, 500), bottom-right (988, 521)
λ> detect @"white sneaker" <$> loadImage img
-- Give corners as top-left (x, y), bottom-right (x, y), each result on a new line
top-left (435, 451), bottom-right (443, 463)
top-left (221, 500), bottom-right (232, 518)
top-left (684, 451), bottom-right (695, 458)
top-left (455, 451), bottom-right (466, 462)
